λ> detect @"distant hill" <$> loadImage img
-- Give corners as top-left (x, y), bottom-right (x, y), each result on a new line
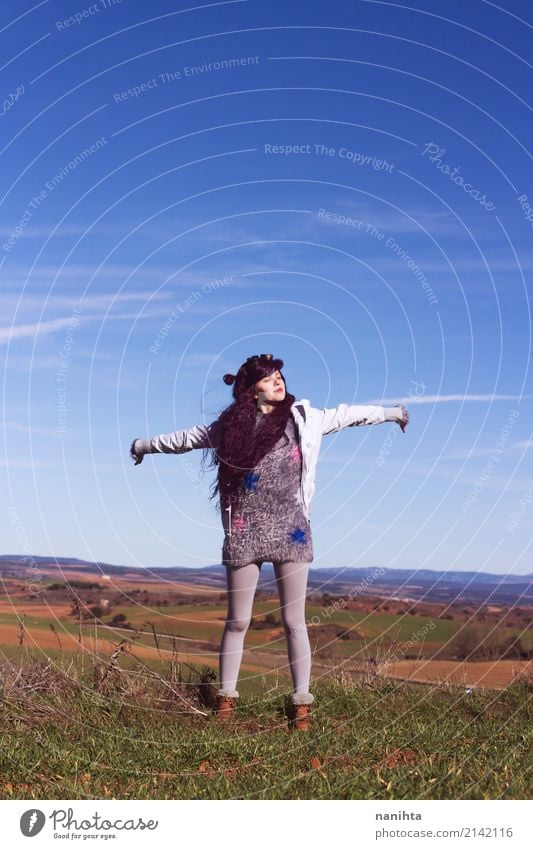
top-left (1, 555), bottom-right (531, 605)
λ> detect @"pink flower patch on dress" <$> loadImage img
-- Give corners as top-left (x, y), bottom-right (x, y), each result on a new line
top-left (233, 515), bottom-right (247, 532)
top-left (289, 444), bottom-right (301, 464)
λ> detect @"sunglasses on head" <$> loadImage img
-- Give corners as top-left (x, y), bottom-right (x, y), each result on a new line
top-left (246, 353), bottom-right (273, 365)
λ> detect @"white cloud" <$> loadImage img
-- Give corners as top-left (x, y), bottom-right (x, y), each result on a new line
top-left (365, 393), bottom-right (529, 405)
top-left (0, 225), bottom-right (104, 238)
top-left (309, 204), bottom-right (457, 235)
top-left (2, 421), bottom-right (63, 437)
top-left (0, 316), bottom-right (81, 343)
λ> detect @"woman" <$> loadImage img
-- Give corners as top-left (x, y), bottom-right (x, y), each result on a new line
top-left (130, 354), bottom-right (409, 730)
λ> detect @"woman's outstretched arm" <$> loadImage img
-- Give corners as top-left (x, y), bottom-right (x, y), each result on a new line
top-left (320, 402), bottom-right (409, 435)
top-left (130, 421), bottom-right (218, 465)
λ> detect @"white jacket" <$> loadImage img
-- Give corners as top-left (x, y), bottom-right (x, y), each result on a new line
top-left (136, 399), bottom-right (404, 529)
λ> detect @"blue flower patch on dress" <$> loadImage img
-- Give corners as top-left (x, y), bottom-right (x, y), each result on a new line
top-left (289, 527), bottom-right (307, 544)
top-left (244, 471), bottom-right (260, 491)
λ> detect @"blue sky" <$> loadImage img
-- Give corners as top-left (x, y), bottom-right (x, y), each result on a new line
top-left (1, 0), bottom-right (532, 575)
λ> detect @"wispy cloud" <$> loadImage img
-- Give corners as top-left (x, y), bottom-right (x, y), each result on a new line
top-left (365, 393), bottom-right (528, 405)
top-left (2, 263), bottom-right (243, 291)
top-left (308, 204), bottom-right (458, 236)
top-left (0, 225), bottom-right (109, 238)
top-left (0, 287), bottom-right (172, 317)
top-left (1, 266), bottom-right (247, 313)
top-left (0, 311), bottom-right (152, 344)
top-left (2, 421), bottom-right (62, 437)
top-left (0, 316), bottom-right (81, 343)
top-left (0, 285), bottom-right (237, 343)
top-left (3, 264), bottom-right (178, 283)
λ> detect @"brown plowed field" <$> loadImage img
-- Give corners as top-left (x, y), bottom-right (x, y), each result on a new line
top-left (384, 658), bottom-right (532, 689)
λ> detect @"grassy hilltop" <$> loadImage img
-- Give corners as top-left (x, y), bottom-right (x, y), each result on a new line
top-left (0, 648), bottom-right (531, 801)
top-left (0, 566), bottom-right (531, 799)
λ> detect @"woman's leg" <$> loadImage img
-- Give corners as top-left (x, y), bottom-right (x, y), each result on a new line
top-left (273, 560), bottom-right (313, 699)
top-left (217, 562), bottom-right (261, 696)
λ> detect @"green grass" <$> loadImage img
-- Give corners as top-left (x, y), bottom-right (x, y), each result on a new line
top-left (0, 654), bottom-right (531, 800)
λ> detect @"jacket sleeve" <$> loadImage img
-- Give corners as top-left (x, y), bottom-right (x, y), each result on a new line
top-left (137, 420), bottom-right (218, 455)
top-left (320, 403), bottom-right (403, 435)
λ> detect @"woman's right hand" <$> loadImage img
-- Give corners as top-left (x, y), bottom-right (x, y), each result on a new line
top-left (130, 438), bottom-right (144, 465)
top-left (397, 406), bottom-right (409, 433)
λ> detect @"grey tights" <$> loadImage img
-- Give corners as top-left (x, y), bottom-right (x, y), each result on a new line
top-left (217, 560), bottom-right (312, 698)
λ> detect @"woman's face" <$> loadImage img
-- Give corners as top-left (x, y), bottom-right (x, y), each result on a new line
top-left (254, 369), bottom-right (286, 404)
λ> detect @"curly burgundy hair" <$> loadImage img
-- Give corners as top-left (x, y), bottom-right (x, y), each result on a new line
top-left (201, 354), bottom-right (295, 513)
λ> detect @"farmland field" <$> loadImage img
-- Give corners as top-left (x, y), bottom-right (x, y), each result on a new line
top-left (0, 571), bottom-right (530, 692)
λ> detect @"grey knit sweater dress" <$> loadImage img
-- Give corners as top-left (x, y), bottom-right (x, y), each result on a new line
top-left (222, 410), bottom-right (313, 569)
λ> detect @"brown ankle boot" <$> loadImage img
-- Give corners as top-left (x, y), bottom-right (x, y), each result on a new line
top-left (288, 694), bottom-right (313, 731)
top-left (214, 693), bottom-right (238, 719)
